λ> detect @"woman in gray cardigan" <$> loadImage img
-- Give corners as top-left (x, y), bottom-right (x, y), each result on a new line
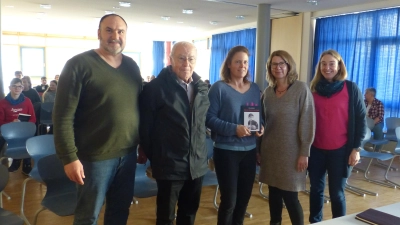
top-left (42, 80), bottom-right (57, 103)
top-left (259, 50), bottom-right (315, 225)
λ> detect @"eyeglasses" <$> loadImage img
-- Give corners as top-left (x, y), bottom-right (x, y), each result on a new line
top-left (270, 62), bottom-right (287, 68)
top-left (11, 85), bottom-right (23, 89)
top-left (176, 56), bottom-right (196, 64)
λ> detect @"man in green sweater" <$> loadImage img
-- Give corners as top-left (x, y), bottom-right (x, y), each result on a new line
top-left (53, 14), bottom-right (141, 225)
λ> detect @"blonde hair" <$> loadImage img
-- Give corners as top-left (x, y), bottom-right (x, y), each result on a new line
top-left (42, 80), bottom-right (57, 102)
top-left (310, 49), bottom-right (348, 92)
top-left (220, 46), bottom-right (250, 83)
top-left (266, 50), bottom-right (298, 87)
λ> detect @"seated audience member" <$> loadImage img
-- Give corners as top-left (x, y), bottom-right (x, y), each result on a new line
top-left (54, 74), bottom-right (60, 81)
top-left (364, 87), bottom-right (384, 142)
top-left (22, 76), bottom-right (41, 104)
top-left (150, 75), bottom-right (156, 81)
top-left (15, 71), bottom-right (23, 79)
top-left (204, 79), bottom-right (211, 89)
top-left (42, 80), bottom-right (57, 103)
top-left (35, 76), bottom-right (49, 97)
top-left (0, 78), bottom-right (36, 174)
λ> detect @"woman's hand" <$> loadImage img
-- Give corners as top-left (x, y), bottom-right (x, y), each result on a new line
top-left (348, 149), bottom-right (360, 166)
top-left (254, 125), bottom-right (264, 137)
top-left (236, 125), bottom-right (251, 138)
top-left (297, 156), bottom-right (308, 172)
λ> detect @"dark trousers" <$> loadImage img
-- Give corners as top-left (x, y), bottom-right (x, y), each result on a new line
top-left (213, 148), bottom-right (256, 225)
top-left (156, 176), bottom-right (204, 225)
top-left (268, 186), bottom-right (304, 225)
top-left (308, 146), bottom-right (347, 223)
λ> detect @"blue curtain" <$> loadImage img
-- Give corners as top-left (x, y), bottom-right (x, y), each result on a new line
top-left (313, 7), bottom-right (400, 120)
top-left (209, 28), bottom-right (256, 84)
top-left (152, 41), bottom-right (165, 76)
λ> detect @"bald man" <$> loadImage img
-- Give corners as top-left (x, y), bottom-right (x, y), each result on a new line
top-left (139, 41), bottom-right (210, 225)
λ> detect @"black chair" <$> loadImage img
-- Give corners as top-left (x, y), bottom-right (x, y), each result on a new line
top-left (38, 102), bottom-right (54, 135)
top-left (32, 154), bottom-right (77, 225)
top-left (0, 164), bottom-right (24, 225)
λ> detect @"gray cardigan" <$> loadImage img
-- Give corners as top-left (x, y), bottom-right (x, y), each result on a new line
top-left (258, 80), bottom-right (316, 192)
top-left (43, 91), bottom-right (56, 103)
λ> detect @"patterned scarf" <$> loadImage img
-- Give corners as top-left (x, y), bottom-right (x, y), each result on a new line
top-left (315, 77), bottom-right (344, 98)
top-left (5, 93), bottom-right (25, 105)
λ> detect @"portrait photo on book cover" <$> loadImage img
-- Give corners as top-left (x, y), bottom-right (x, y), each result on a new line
top-left (244, 112), bottom-right (260, 131)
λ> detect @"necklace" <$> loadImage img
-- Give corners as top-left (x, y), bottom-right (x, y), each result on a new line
top-left (276, 87), bottom-right (288, 94)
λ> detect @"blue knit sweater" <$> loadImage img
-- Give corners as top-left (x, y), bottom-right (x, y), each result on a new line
top-left (206, 80), bottom-right (261, 151)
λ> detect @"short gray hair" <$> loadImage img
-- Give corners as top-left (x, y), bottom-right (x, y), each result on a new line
top-left (366, 87), bottom-right (376, 97)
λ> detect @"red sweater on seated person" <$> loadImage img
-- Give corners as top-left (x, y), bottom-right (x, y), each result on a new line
top-left (0, 95), bottom-right (36, 126)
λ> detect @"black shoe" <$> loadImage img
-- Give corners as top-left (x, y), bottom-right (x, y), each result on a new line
top-left (22, 164), bottom-right (32, 176)
top-left (8, 159), bottom-right (21, 172)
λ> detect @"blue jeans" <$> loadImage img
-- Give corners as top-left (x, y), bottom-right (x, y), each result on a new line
top-left (73, 151), bottom-right (137, 225)
top-left (308, 146), bottom-right (347, 223)
top-left (372, 122), bottom-right (384, 150)
top-left (213, 148), bottom-right (256, 225)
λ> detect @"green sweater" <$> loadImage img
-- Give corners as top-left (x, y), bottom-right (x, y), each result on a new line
top-left (53, 50), bottom-right (142, 165)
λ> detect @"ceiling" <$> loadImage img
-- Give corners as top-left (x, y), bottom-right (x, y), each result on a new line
top-left (0, 0), bottom-right (388, 40)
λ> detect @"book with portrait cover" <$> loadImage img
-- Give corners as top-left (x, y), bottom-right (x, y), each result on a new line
top-left (242, 105), bottom-right (260, 132)
top-left (18, 113), bottom-right (31, 122)
top-left (355, 208), bottom-right (400, 225)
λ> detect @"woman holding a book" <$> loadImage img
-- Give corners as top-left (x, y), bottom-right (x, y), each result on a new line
top-left (206, 46), bottom-right (263, 225)
top-left (0, 78), bottom-right (36, 174)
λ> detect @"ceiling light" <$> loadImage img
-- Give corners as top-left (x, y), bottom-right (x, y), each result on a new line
top-left (5, 5), bottom-right (14, 8)
top-left (182, 9), bottom-right (193, 14)
top-left (161, 16), bottom-right (170, 21)
top-left (307, 0), bottom-right (318, 6)
top-left (177, 21), bottom-right (184, 24)
top-left (209, 21), bottom-right (218, 25)
top-left (105, 10), bottom-right (115, 15)
top-left (40, 4), bottom-right (51, 9)
top-left (113, 6), bottom-right (120, 9)
top-left (119, 2), bottom-right (131, 7)
top-left (236, 15), bottom-right (245, 20)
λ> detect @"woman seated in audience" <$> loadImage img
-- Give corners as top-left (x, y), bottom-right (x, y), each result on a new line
top-left (0, 78), bottom-right (36, 175)
top-left (259, 50), bottom-right (315, 225)
top-left (21, 76), bottom-right (41, 104)
top-left (42, 80), bottom-right (57, 103)
top-left (206, 46), bottom-right (263, 225)
top-left (308, 49), bottom-right (366, 223)
top-left (364, 87), bottom-right (384, 143)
